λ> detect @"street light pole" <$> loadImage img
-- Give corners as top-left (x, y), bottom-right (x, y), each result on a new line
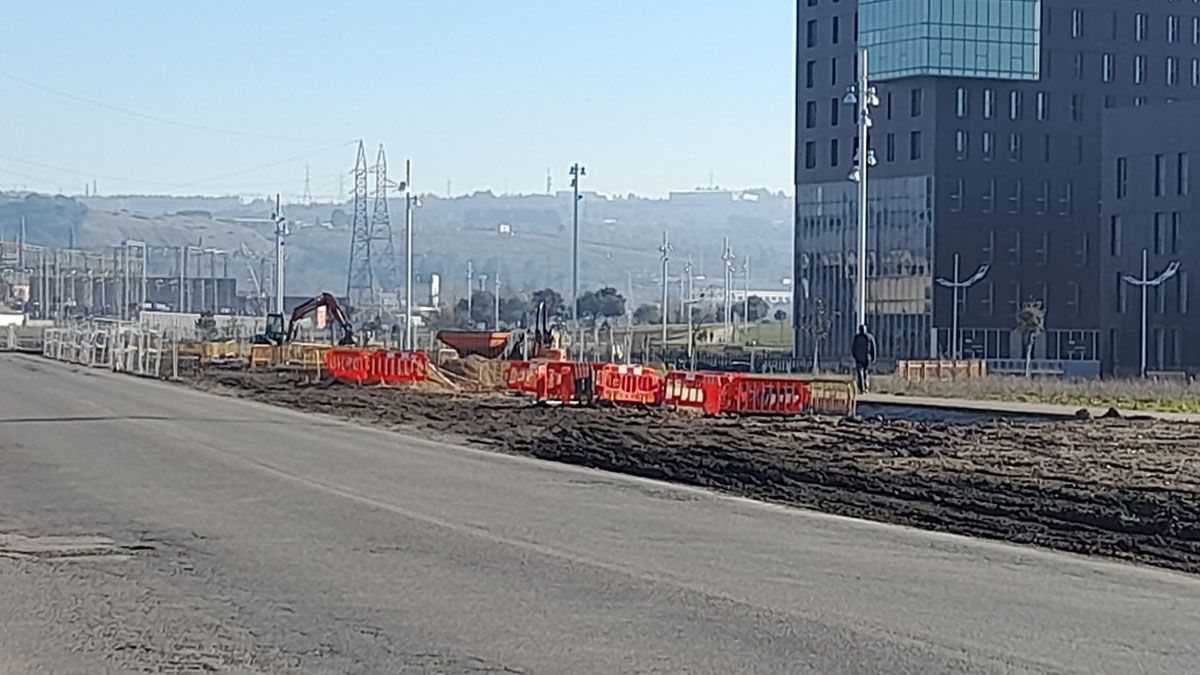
top-left (1121, 248), bottom-right (1181, 377)
top-left (466, 260), bottom-right (474, 324)
top-left (271, 194), bottom-right (287, 315)
top-left (569, 163), bottom-right (586, 329)
top-left (845, 48), bottom-right (880, 333)
top-left (659, 230), bottom-right (672, 350)
top-left (404, 159), bottom-right (415, 350)
top-left (494, 270), bottom-right (501, 331)
top-left (742, 254), bottom-right (751, 323)
top-left (934, 253), bottom-right (990, 360)
top-left (721, 238), bottom-right (735, 336)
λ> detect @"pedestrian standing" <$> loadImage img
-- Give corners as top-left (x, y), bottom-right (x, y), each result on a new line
top-left (851, 324), bottom-right (876, 393)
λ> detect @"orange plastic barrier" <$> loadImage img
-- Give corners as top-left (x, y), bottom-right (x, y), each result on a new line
top-left (505, 361), bottom-right (545, 395)
top-left (538, 361), bottom-right (596, 404)
top-left (595, 365), bottom-right (664, 406)
top-left (325, 348), bottom-right (372, 384)
top-left (662, 371), bottom-right (729, 415)
top-left (372, 350), bottom-right (429, 385)
top-left (721, 376), bottom-right (812, 415)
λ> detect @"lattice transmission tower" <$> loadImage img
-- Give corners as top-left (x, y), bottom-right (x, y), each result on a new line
top-left (370, 144), bottom-right (399, 302)
top-left (346, 141), bottom-right (373, 308)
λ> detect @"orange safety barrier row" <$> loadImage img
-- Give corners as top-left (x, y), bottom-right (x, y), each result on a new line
top-left (595, 365), bottom-right (664, 406)
top-left (324, 349), bottom-right (428, 385)
top-left (538, 361), bottom-right (596, 404)
top-left (506, 361), bottom-right (543, 395)
top-left (720, 375), bottom-right (811, 416)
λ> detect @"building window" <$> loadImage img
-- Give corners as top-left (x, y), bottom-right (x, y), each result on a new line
top-left (911, 88), bottom-right (923, 117)
top-left (950, 177), bottom-right (964, 212)
top-left (955, 130), bottom-right (968, 160)
top-left (1008, 230), bottom-right (1021, 265)
top-left (1168, 15), bottom-right (1180, 44)
top-left (982, 179), bottom-right (995, 214)
top-left (805, 142), bottom-right (816, 169)
top-left (1036, 92), bottom-right (1048, 120)
top-left (805, 101), bottom-right (817, 129)
top-left (1104, 95), bottom-right (1116, 108)
top-left (1155, 154), bottom-right (1167, 196)
top-left (1168, 57), bottom-right (1179, 86)
top-left (1154, 213), bottom-right (1166, 255)
top-left (956, 87), bottom-right (968, 118)
top-left (829, 139), bottom-right (840, 167)
top-left (1071, 94), bottom-right (1082, 122)
top-left (1193, 59), bottom-right (1200, 87)
top-left (1009, 133), bottom-right (1023, 162)
top-left (830, 98), bottom-right (839, 126)
top-left (830, 58), bottom-right (838, 86)
top-left (909, 131), bottom-right (921, 160)
top-left (1102, 54), bottom-right (1114, 83)
top-left (1059, 180), bottom-right (1073, 216)
top-left (983, 88), bottom-right (994, 119)
top-left (1037, 179), bottom-right (1050, 215)
top-left (886, 133), bottom-right (895, 162)
top-left (982, 131), bottom-right (994, 161)
top-left (1195, 17), bottom-right (1200, 44)
top-left (1135, 96), bottom-right (1146, 107)
top-left (983, 229), bottom-right (995, 263)
top-left (1042, 135), bottom-right (1051, 163)
top-left (1009, 90), bottom-right (1022, 120)
top-left (1072, 52), bottom-right (1084, 80)
top-left (1008, 179), bottom-right (1023, 214)
top-left (1172, 211), bottom-right (1181, 254)
top-left (832, 16), bottom-right (840, 44)
top-left (1078, 232), bottom-right (1090, 268)
top-left (886, 91), bottom-right (893, 119)
top-left (1136, 13), bottom-right (1147, 42)
top-left (807, 20), bottom-right (817, 48)
top-left (1071, 9), bottom-right (1083, 38)
top-left (1068, 282), bottom-right (1081, 317)
top-left (1135, 55), bottom-right (1146, 84)
top-left (1179, 153), bottom-right (1190, 195)
top-left (1110, 215), bottom-right (1122, 256)
top-left (1077, 136), bottom-right (1085, 165)
top-left (1036, 232), bottom-right (1049, 265)
top-left (806, 60), bottom-right (815, 88)
top-left (1180, 272), bottom-right (1190, 314)
top-left (1116, 157), bottom-right (1128, 198)
top-left (1116, 273), bottom-right (1127, 314)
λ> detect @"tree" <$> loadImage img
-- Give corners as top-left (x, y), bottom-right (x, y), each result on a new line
top-left (530, 288), bottom-right (565, 317)
top-left (1016, 300), bottom-right (1046, 378)
top-left (577, 286), bottom-right (626, 323)
top-left (632, 303), bottom-right (661, 325)
top-left (773, 309), bottom-right (788, 322)
top-left (732, 296), bottom-right (770, 323)
top-left (799, 298), bottom-right (833, 373)
top-left (453, 290), bottom-right (496, 327)
top-left (499, 296), bottom-right (530, 325)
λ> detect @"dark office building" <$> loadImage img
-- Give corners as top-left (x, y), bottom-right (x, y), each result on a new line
top-left (1100, 101), bottom-right (1199, 375)
top-left (794, 0), bottom-right (1200, 368)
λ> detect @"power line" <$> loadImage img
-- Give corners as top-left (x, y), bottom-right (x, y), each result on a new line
top-left (0, 69), bottom-right (341, 144)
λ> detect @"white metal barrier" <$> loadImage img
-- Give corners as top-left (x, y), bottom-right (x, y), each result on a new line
top-left (42, 323), bottom-right (163, 377)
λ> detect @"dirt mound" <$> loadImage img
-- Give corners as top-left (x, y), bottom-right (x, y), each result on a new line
top-left (438, 355), bottom-right (508, 391)
top-left (189, 369), bottom-right (1200, 575)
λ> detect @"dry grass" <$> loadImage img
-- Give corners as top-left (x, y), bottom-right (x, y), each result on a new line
top-left (876, 374), bottom-right (1200, 414)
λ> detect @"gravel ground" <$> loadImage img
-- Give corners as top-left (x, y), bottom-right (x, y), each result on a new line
top-left (192, 370), bottom-right (1200, 575)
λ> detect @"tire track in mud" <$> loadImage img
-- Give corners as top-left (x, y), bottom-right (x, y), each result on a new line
top-left (192, 371), bottom-right (1200, 575)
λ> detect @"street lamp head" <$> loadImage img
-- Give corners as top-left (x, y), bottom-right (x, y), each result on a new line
top-left (847, 168), bottom-right (861, 183)
top-left (866, 149), bottom-right (878, 167)
top-left (842, 88), bottom-right (858, 106)
top-left (865, 87), bottom-right (880, 107)
top-left (860, 111), bottom-right (874, 128)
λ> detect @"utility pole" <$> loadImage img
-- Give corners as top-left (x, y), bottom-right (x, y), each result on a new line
top-left (742, 254), bottom-right (751, 323)
top-left (658, 230), bottom-right (672, 350)
top-left (1122, 248), bottom-right (1181, 377)
top-left (845, 48), bottom-right (880, 333)
top-left (569, 163), bottom-right (586, 327)
top-left (272, 194), bottom-right (287, 315)
top-left (17, 217), bottom-right (25, 269)
top-left (721, 238), bottom-right (735, 335)
top-left (684, 255), bottom-right (695, 369)
top-left (466, 260), bottom-right (474, 323)
top-left (403, 160), bottom-right (415, 350)
top-left (494, 270), bottom-right (502, 331)
top-left (934, 253), bottom-right (990, 360)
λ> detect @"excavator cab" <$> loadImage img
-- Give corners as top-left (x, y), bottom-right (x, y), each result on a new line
top-left (253, 312), bottom-right (287, 346)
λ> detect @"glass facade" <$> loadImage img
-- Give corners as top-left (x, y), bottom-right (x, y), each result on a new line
top-left (794, 176), bottom-right (934, 363)
top-left (861, 0), bottom-right (1042, 81)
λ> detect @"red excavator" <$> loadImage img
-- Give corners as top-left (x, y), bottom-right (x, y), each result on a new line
top-left (253, 292), bottom-right (355, 346)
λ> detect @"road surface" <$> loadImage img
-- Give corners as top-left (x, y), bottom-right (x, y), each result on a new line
top-left (1, 353), bottom-right (1197, 674)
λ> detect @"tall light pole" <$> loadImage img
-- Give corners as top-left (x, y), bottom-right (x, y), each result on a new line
top-left (742, 254), bottom-right (751, 323)
top-left (659, 230), bottom-right (672, 350)
top-left (403, 160), bottom-right (415, 350)
top-left (1122, 248), bottom-right (1181, 377)
top-left (494, 270), bottom-right (501, 331)
top-left (934, 253), bottom-right (990, 360)
top-left (466, 260), bottom-right (474, 324)
top-left (271, 194), bottom-right (288, 315)
top-left (569, 163), bottom-right (585, 327)
top-left (721, 238), bottom-right (735, 335)
top-left (845, 48), bottom-right (880, 332)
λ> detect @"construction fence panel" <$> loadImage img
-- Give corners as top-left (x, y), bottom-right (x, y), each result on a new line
top-left (721, 376), bottom-right (811, 416)
top-left (325, 348), bottom-right (372, 384)
top-left (372, 351), bottom-right (430, 385)
top-left (595, 365), bottom-right (664, 406)
top-left (663, 371), bottom-right (729, 415)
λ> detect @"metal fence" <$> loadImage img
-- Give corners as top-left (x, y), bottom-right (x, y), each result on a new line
top-left (42, 322), bottom-right (163, 377)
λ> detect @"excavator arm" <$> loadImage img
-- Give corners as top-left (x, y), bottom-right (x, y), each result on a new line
top-left (286, 292), bottom-right (355, 345)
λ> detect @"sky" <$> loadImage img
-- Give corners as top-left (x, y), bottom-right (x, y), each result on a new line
top-left (1, 1), bottom-right (795, 200)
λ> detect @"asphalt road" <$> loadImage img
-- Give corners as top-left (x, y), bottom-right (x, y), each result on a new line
top-left (1, 354), bottom-right (1198, 674)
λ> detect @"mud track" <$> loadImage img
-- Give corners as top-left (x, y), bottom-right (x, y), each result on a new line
top-left (193, 371), bottom-right (1200, 574)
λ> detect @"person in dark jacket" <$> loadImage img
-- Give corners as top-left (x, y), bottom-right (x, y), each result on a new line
top-left (851, 325), bottom-right (876, 393)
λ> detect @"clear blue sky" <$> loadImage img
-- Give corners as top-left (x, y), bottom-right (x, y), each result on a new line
top-left (2, 1), bottom-right (794, 199)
